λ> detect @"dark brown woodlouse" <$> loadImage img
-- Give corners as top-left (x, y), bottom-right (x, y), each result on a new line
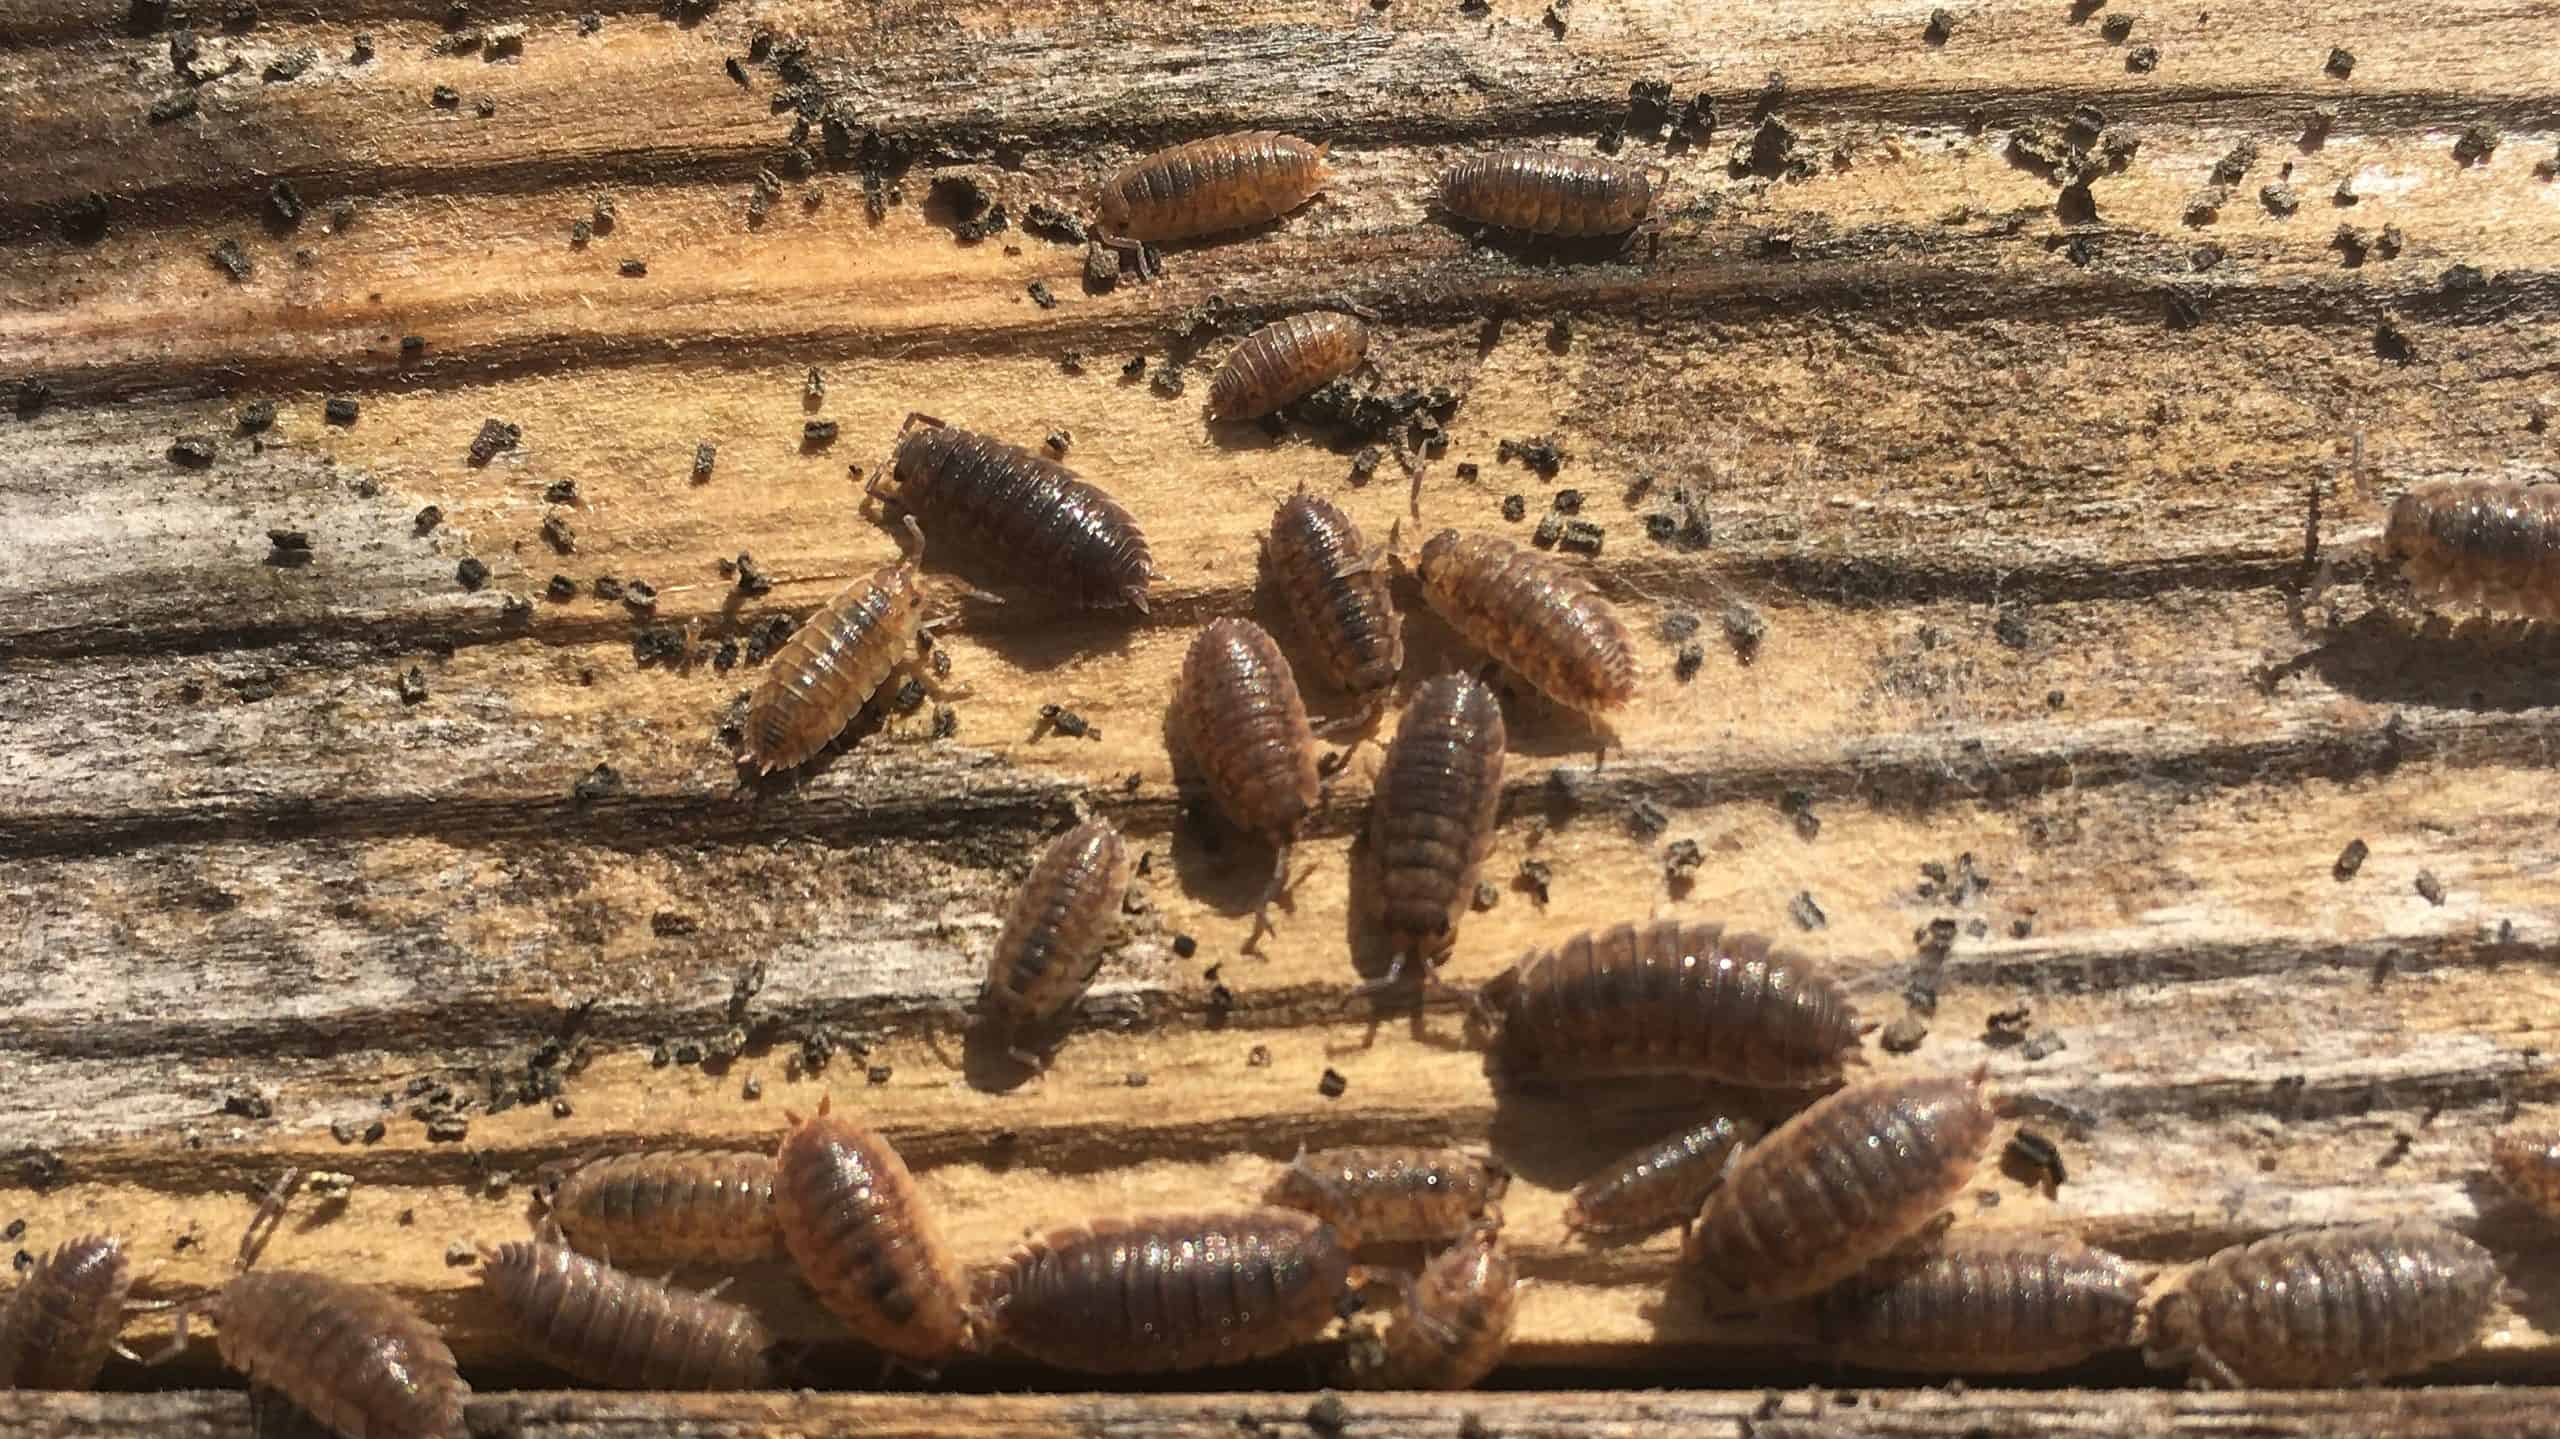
top-left (1682, 1067), bottom-right (1995, 1310)
top-left (1344, 1222), bottom-right (1516, 1391)
top-left (1170, 617), bottom-right (1320, 950)
top-left (871, 412), bottom-right (1155, 612)
top-left (0, 1234), bottom-right (134, 1390)
top-left (1434, 149), bottom-right (1662, 237)
top-left (1366, 671), bottom-right (1505, 986)
top-left (1208, 312), bottom-right (1371, 421)
top-left (981, 817), bottom-right (1136, 1067)
top-left (739, 515), bottom-right (967, 775)
top-left (1415, 529), bottom-right (1636, 722)
top-left (162, 1174), bottom-right (468, 1439)
top-left (2492, 1120), bottom-right (2560, 1219)
top-left (1474, 920), bottom-right (1864, 1088)
top-left (478, 1234), bottom-right (778, 1390)
top-left (539, 1149), bottom-right (783, 1265)
top-left (1263, 1146), bottom-right (1509, 1246)
top-left (1261, 489), bottom-right (1403, 717)
top-left (1096, 131), bottom-right (1330, 246)
top-left (774, 1095), bottom-right (979, 1366)
top-left (1811, 1232), bottom-right (2146, 1374)
top-left (2381, 477), bottom-right (2560, 619)
top-left (1562, 1114), bottom-right (1763, 1238)
top-left (977, 1208), bottom-right (1355, 1374)
top-left (2144, 1219), bottom-right (2503, 1388)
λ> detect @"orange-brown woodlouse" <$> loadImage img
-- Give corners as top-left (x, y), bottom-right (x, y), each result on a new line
top-left (164, 1175), bottom-right (468, 1439)
top-left (2380, 477), bottom-right (2560, 619)
top-left (0, 1235), bottom-right (135, 1390)
top-left (539, 1149), bottom-right (782, 1265)
top-left (871, 412), bottom-right (1155, 612)
top-left (1170, 617), bottom-right (1320, 950)
top-left (2144, 1219), bottom-right (2502, 1388)
top-left (478, 1234), bottom-right (777, 1390)
top-left (1435, 150), bottom-right (1662, 238)
top-left (980, 817), bottom-right (1136, 1067)
top-left (1261, 490), bottom-right (1403, 717)
top-left (1416, 529), bottom-right (1636, 722)
top-left (1097, 131), bottom-right (1330, 246)
top-left (977, 1208), bottom-right (1355, 1374)
top-left (774, 1095), bottom-right (979, 1366)
top-left (1682, 1067), bottom-right (1995, 1311)
top-left (1264, 1146), bottom-right (1509, 1246)
top-left (1208, 312), bottom-right (1371, 421)
top-left (1811, 1232), bottom-right (2146, 1374)
top-left (1366, 671), bottom-right (1505, 986)
top-left (2492, 1121), bottom-right (2560, 1219)
top-left (739, 516), bottom-right (968, 774)
top-left (1344, 1222), bottom-right (1517, 1391)
top-left (1562, 1114), bottom-right (1763, 1237)
top-left (1474, 920), bottom-right (1864, 1088)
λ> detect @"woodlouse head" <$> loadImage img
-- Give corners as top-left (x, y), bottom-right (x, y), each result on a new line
top-left (2381, 490), bottom-right (2432, 566)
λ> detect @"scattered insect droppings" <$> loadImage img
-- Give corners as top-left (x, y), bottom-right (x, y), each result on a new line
top-left (1563, 1115), bottom-right (1760, 1236)
top-left (2145, 1220), bottom-right (2500, 1387)
top-left (1266, 1147), bottom-right (1507, 1246)
top-left (1815, 1233), bottom-right (2144, 1374)
top-left (1436, 150), bottom-right (1658, 237)
top-left (1095, 132), bottom-right (1330, 245)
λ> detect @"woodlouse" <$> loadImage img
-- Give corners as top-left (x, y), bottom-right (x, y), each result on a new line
top-left (1096, 131), bottom-right (1330, 246)
top-left (1345, 1222), bottom-right (1516, 1391)
top-left (1264, 1146), bottom-right (1508, 1246)
top-left (1261, 490), bottom-right (1403, 714)
top-left (0, 1234), bottom-right (134, 1390)
top-left (978, 1208), bottom-right (1354, 1374)
top-left (871, 412), bottom-right (1154, 612)
top-left (2381, 477), bottom-right (2560, 618)
top-left (1208, 312), bottom-right (1371, 421)
top-left (1415, 529), bottom-right (1636, 721)
top-left (1563, 1114), bottom-right (1763, 1237)
top-left (1811, 1232), bottom-right (2146, 1374)
top-left (1170, 618), bottom-right (1320, 949)
top-left (981, 817), bottom-right (1136, 1067)
top-left (478, 1235), bottom-right (777, 1390)
top-left (739, 516), bottom-right (965, 774)
top-left (774, 1095), bottom-right (979, 1366)
top-left (1682, 1067), bottom-right (1995, 1310)
top-left (1435, 150), bottom-right (1661, 238)
top-left (2492, 1121), bottom-right (2560, 1219)
top-left (1366, 672), bottom-right (1506, 984)
top-left (2144, 1219), bottom-right (2502, 1388)
top-left (1475, 920), bottom-right (1863, 1087)
top-left (539, 1150), bottom-right (782, 1265)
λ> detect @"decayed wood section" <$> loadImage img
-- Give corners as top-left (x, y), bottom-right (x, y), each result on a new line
top-left (3, 0), bottom-right (2559, 1431)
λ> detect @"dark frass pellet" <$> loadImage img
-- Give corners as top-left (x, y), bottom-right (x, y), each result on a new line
top-left (692, 443), bottom-right (716, 482)
top-left (804, 420), bottom-right (839, 447)
top-left (210, 239), bottom-right (252, 282)
top-left (1675, 644), bottom-right (1705, 681)
top-left (1318, 1069), bottom-right (1349, 1099)
top-left (432, 85), bottom-right (461, 108)
top-left (2325, 47), bottom-right (2355, 78)
top-left (2100, 12), bottom-right (2132, 40)
top-left (1924, 6), bottom-right (1956, 41)
top-left (546, 575), bottom-right (576, 601)
top-left (2334, 838), bottom-right (2369, 880)
top-left (2126, 44), bottom-right (2158, 72)
top-left (468, 418), bottom-right (521, 465)
top-left (2415, 871), bottom-right (2446, 906)
top-left (325, 396), bottom-right (359, 425)
top-left (456, 557), bottom-right (490, 591)
top-left (169, 436), bottom-right (217, 468)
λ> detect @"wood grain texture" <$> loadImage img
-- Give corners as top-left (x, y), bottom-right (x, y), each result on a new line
top-left (3, 0), bottom-right (2559, 1430)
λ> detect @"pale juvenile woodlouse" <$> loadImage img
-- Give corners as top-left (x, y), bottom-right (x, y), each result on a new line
top-left (2380, 477), bottom-right (2560, 619)
top-left (1562, 1114), bottom-right (1763, 1238)
top-left (1415, 529), bottom-right (1636, 723)
top-left (1264, 1146), bottom-right (1509, 1246)
top-left (1261, 489), bottom-right (1403, 718)
top-left (161, 1173), bottom-right (468, 1439)
top-left (871, 412), bottom-right (1155, 612)
top-left (478, 1233), bottom-right (777, 1390)
top-left (976, 1207), bottom-right (1355, 1374)
top-left (2143, 1219), bottom-right (2503, 1388)
top-left (1682, 1067), bottom-right (1995, 1310)
top-left (0, 1234), bottom-right (134, 1390)
top-left (538, 1149), bottom-right (782, 1265)
top-left (1096, 131), bottom-right (1330, 247)
top-left (980, 817), bottom-right (1136, 1067)
top-left (2492, 1120), bottom-right (2560, 1219)
top-left (1434, 149), bottom-right (1663, 237)
top-left (1811, 1232), bottom-right (2146, 1374)
top-left (739, 515), bottom-right (968, 774)
top-left (774, 1095), bottom-right (979, 1366)
top-left (1366, 671), bottom-right (1506, 986)
top-left (1170, 617), bottom-right (1320, 950)
top-left (1208, 312), bottom-right (1371, 421)
top-left (1474, 920), bottom-right (1864, 1088)
top-left (1344, 1222), bottom-right (1516, 1391)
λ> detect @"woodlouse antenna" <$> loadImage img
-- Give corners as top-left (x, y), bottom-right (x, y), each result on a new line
top-left (898, 512), bottom-right (928, 564)
top-left (238, 1169), bottom-right (303, 1272)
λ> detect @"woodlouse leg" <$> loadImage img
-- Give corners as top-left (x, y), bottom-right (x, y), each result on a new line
top-left (143, 1301), bottom-right (202, 1366)
top-left (1242, 844), bottom-right (1307, 954)
top-left (2189, 1344), bottom-right (2244, 1391)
